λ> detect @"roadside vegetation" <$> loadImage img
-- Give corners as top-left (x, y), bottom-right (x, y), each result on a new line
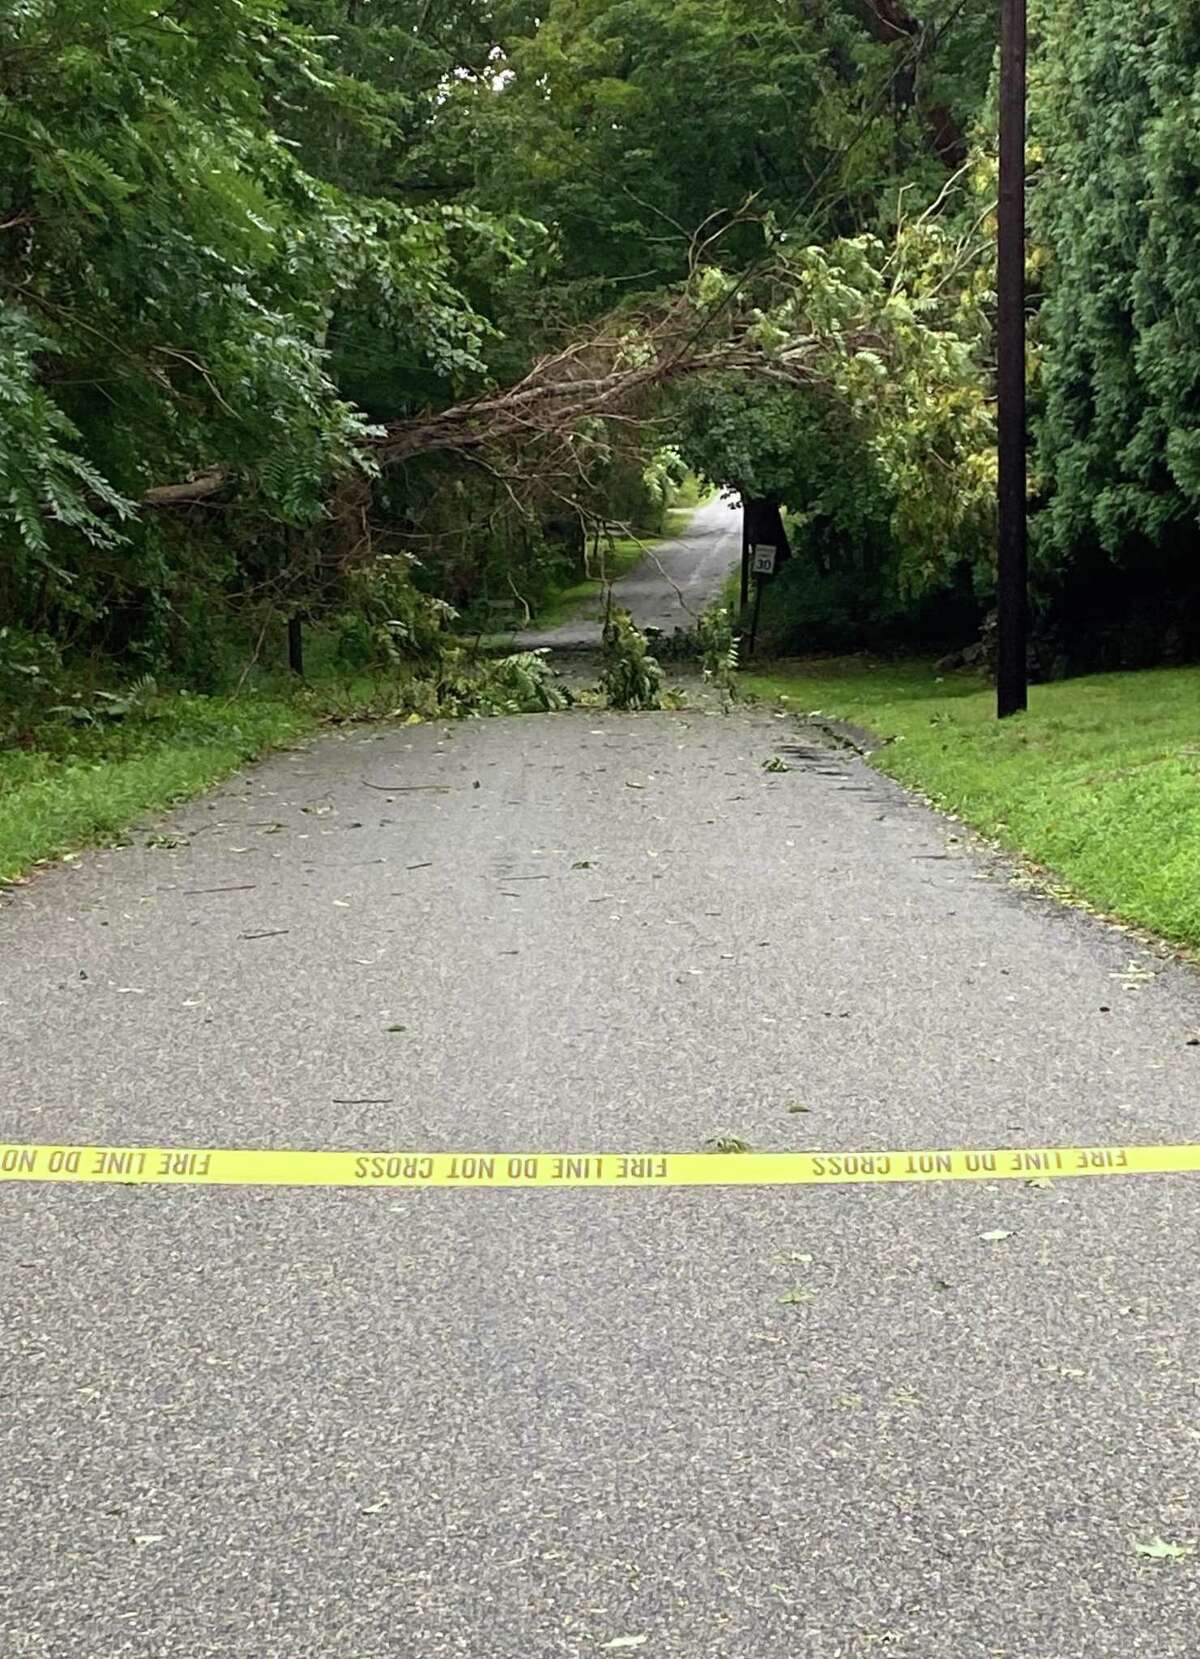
top-left (0, 688), bottom-right (312, 883)
top-left (745, 659), bottom-right (1200, 950)
top-left (0, 647), bottom-right (573, 883)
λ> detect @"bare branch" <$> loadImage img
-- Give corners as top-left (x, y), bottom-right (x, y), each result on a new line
top-left (142, 467), bottom-right (227, 506)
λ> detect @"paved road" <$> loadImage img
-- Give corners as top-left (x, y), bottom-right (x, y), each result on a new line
top-left (3, 706), bottom-right (1200, 1656)
top-left (513, 493), bottom-right (742, 648)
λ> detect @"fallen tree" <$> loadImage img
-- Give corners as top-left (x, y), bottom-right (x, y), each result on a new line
top-left (367, 223), bottom-right (996, 593)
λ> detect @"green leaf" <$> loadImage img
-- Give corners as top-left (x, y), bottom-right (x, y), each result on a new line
top-left (1134, 1537), bottom-right (1194, 1561)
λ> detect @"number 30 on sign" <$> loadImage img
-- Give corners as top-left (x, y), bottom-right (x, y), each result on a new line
top-left (751, 544), bottom-right (777, 576)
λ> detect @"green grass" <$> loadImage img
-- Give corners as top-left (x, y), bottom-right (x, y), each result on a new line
top-left (0, 689), bottom-right (316, 882)
top-left (742, 657), bottom-right (1200, 949)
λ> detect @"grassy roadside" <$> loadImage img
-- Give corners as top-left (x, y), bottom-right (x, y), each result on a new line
top-left (0, 651), bottom-right (564, 884)
top-left (0, 689), bottom-right (317, 882)
top-left (742, 657), bottom-right (1200, 950)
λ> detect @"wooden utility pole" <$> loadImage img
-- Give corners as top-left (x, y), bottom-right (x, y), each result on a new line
top-left (996, 0), bottom-right (1028, 717)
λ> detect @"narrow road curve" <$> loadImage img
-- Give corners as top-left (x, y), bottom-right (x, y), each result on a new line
top-left (513, 492), bottom-right (742, 648)
top-left (2, 708), bottom-right (1199, 1654)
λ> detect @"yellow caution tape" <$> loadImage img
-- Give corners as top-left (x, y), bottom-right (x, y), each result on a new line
top-left (0, 1141), bottom-right (1198, 1190)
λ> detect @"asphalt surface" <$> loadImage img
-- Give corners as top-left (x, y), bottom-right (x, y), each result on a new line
top-left (3, 705), bottom-right (1200, 1657)
top-left (511, 493), bottom-right (742, 648)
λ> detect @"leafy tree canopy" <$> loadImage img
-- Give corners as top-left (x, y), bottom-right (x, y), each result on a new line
top-left (1032, 0), bottom-right (1200, 568)
top-left (0, 0), bottom-right (522, 636)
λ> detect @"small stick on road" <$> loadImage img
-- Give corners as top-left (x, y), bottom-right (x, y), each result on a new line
top-left (362, 782), bottom-right (451, 793)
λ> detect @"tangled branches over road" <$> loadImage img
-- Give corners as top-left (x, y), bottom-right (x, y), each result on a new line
top-left (143, 228), bottom-right (993, 591)
top-left (370, 294), bottom-right (878, 470)
top-left (366, 228), bottom-right (993, 585)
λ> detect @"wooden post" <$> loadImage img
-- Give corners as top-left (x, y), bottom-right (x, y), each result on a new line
top-left (747, 575), bottom-right (765, 658)
top-left (996, 0), bottom-right (1028, 718)
top-left (287, 614), bottom-right (304, 678)
top-left (740, 500), bottom-right (751, 614)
